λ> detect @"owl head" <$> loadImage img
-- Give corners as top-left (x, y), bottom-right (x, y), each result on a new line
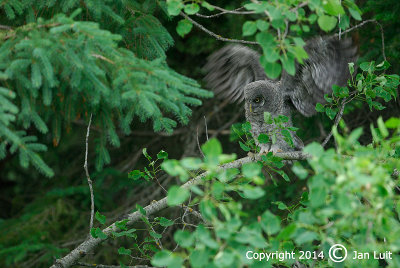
top-left (244, 80), bottom-right (282, 115)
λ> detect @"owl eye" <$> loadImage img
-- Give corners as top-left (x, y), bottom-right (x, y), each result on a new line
top-left (253, 97), bottom-right (262, 103)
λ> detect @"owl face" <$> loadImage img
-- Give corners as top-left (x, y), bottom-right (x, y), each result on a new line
top-left (244, 81), bottom-right (278, 115)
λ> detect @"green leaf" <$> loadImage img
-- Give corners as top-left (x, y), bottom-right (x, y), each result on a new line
top-left (201, 1), bottom-right (215, 11)
top-left (292, 163), bottom-right (308, 179)
top-left (242, 186), bottom-right (265, 199)
top-left (317, 15), bottom-right (337, 32)
top-left (260, 56), bottom-right (282, 79)
top-left (256, 20), bottom-right (269, 31)
top-left (256, 31), bottom-right (275, 47)
top-left (295, 231), bottom-right (318, 245)
top-left (176, 19), bottom-right (193, 37)
top-left (95, 211), bottom-right (106, 225)
top-left (174, 230), bottom-right (194, 247)
top-left (322, 0), bottom-right (345, 16)
top-left (152, 250), bottom-right (183, 268)
top-left (260, 210), bottom-right (281, 235)
top-left (167, 186), bottom-right (189, 206)
top-left (184, 3), bottom-right (200, 15)
top-left (377, 116), bottom-right (389, 138)
top-left (385, 117), bottom-right (400, 129)
top-left (118, 247), bottom-right (132, 255)
top-left (158, 217), bottom-right (174, 227)
top-left (201, 138), bottom-right (222, 157)
top-left (180, 157), bottom-right (202, 170)
top-left (91, 227), bottom-right (107, 239)
top-left (167, 0), bottom-right (184, 16)
top-left (304, 142), bottom-right (324, 158)
top-left (348, 7), bottom-right (362, 21)
top-left (239, 141), bottom-right (251, 152)
top-left (348, 62), bottom-right (355, 75)
top-left (157, 150), bottom-right (168, 159)
top-left (281, 54), bottom-right (295, 75)
top-left (309, 186), bottom-right (327, 207)
top-left (143, 148), bottom-right (151, 160)
top-left (257, 133), bottom-right (270, 144)
top-left (242, 162), bottom-right (262, 177)
top-left (135, 204), bottom-right (146, 216)
top-left (150, 231), bottom-right (162, 239)
top-left (242, 21), bottom-right (257, 36)
top-left (315, 103), bottom-right (325, 112)
top-left (339, 13), bottom-right (350, 29)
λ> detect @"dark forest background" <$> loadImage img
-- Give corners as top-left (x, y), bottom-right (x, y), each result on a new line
top-left (0, 0), bottom-right (399, 267)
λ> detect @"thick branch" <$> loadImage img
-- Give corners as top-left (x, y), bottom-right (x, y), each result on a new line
top-left (181, 12), bottom-right (259, 45)
top-left (51, 151), bottom-right (310, 268)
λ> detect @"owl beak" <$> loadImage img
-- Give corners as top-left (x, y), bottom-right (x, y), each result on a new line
top-left (249, 104), bottom-right (252, 113)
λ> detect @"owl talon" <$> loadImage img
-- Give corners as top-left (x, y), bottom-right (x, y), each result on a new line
top-left (247, 152), bottom-right (256, 160)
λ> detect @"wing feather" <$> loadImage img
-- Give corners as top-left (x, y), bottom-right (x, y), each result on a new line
top-left (283, 36), bottom-right (358, 116)
top-left (203, 45), bottom-right (267, 103)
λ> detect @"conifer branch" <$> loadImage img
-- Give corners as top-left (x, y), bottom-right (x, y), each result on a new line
top-left (51, 151), bottom-right (310, 268)
top-left (180, 13), bottom-right (259, 45)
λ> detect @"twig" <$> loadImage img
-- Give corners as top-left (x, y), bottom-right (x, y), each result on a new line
top-left (335, 19), bottom-right (386, 61)
top-left (196, 126), bottom-right (205, 158)
top-left (195, 6), bottom-right (255, 18)
top-left (210, 107), bottom-right (243, 139)
top-left (0, 24), bottom-right (12, 30)
top-left (321, 98), bottom-right (346, 148)
top-left (84, 114), bottom-right (95, 233)
top-left (180, 12), bottom-right (259, 45)
top-left (50, 151), bottom-right (310, 268)
top-left (75, 263), bottom-right (154, 268)
top-left (91, 53), bottom-right (115, 64)
top-left (204, 116), bottom-right (209, 141)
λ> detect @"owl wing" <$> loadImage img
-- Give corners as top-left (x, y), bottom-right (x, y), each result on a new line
top-left (282, 36), bottom-right (358, 117)
top-left (203, 45), bottom-right (267, 103)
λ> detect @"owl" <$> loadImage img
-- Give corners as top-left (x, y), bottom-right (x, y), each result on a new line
top-left (204, 36), bottom-right (357, 154)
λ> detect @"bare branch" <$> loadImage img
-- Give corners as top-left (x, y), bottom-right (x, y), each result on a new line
top-left (76, 263), bottom-right (154, 268)
top-left (84, 114), bottom-right (95, 233)
top-left (195, 6), bottom-right (255, 18)
top-left (51, 151), bottom-right (310, 268)
top-left (180, 12), bottom-right (259, 45)
top-left (321, 98), bottom-right (346, 148)
top-left (0, 24), bottom-right (12, 30)
top-left (335, 19), bottom-right (386, 61)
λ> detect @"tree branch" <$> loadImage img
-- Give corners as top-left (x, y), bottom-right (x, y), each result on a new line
top-left (76, 263), bottom-right (154, 268)
top-left (335, 19), bottom-right (386, 61)
top-left (84, 114), bottom-right (94, 233)
top-left (321, 98), bottom-right (346, 148)
top-left (195, 6), bottom-right (255, 18)
top-left (51, 151), bottom-right (310, 268)
top-left (180, 12), bottom-right (259, 45)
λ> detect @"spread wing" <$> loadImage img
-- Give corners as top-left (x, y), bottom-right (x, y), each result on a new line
top-left (203, 45), bottom-right (267, 103)
top-left (282, 36), bottom-right (358, 116)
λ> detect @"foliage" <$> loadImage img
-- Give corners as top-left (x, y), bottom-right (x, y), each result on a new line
top-left (123, 116), bottom-right (400, 268)
top-left (0, 2), bottom-right (212, 175)
top-left (1, 0), bottom-right (400, 267)
top-left (316, 60), bottom-right (399, 119)
top-left (166, 0), bottom-right (362, 79)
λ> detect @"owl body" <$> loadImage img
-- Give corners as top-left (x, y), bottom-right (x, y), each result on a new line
top-left (244, 81), bottom-right (303, 153)
top-left (204, 35), bottom-right (357, 154)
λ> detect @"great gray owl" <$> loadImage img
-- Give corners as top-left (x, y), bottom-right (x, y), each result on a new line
top-left (204, 36), bottom-right (357, 154)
